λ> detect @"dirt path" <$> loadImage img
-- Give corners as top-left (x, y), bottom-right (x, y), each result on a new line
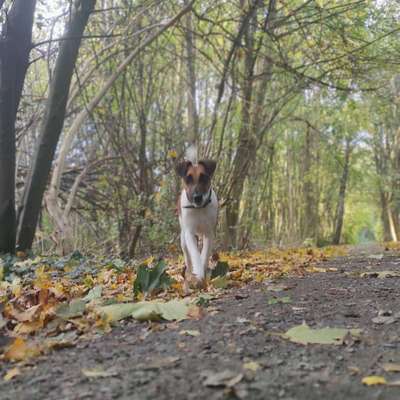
top-left (1, 245), bottom-right (400, 400)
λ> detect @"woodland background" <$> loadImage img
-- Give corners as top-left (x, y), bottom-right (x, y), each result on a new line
top-left (0, 0), bottom-right (399, 258)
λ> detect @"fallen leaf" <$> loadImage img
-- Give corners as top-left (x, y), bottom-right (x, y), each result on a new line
top-left (362, 376), bottom-right (387, 386)
top-left (360, 270), bottom-right (400, 278)
top-left (4, 367), bottom-right (20, 381)
top-left (9, 304), bottom-right (41, 322)
top-left (97, 303), bottom-right (139, 322)
top-left (4, 338), bottom-right (42, 361)
top-left (83, 286), bottom-right (103, 302)
top-left (283, 323), bottom-right (361, 345)
top-left (187, 304), bottom-right (204, 319)
top-left (372, 316), bottom-right (397, 325)
top-left (383, 363), bottom-right (400, 372)
top-left (157, 299), bottom-right (191, 321)
top-left (264, 282), bottom-right (292, 292)
top-left (348, 366), bottom-right (360, 375)
top-left (211, 276), bottom-right (229, 289)
top-left (268, 296), bottom-right (291, 305)
top-left (179, 330), bottom-right (200, 337)
top-left (82, 367), bottom-right (118, 378)
top-left (14, 319), bottom-right (44, 335)
top-left (135, 356), bottom-right (180, 370)
top-left (202, 370), bottom-right (243, 387)
top-left (98, 299), bottom-right (192, 323)
top-left (55, 299), bottom-right (86, 319)
top-left (243, 361), bottom-right (260, 372)
top-left (131, 303), bottom-right (162, 321)
top-left (45, 331), bottom-right (78, 350)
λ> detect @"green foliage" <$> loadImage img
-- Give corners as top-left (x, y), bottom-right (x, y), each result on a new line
top-left (210, 261), bottom-right (229, 279)
top-left (133, 260), bottom-right (174, 297)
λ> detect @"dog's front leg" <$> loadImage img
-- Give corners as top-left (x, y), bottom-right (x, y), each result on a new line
top-left (180, 230), bottom-right (194, 285)
top-left (201, 234), bottom-right (213, 277)
top-left (184, 231), bottom-right (204, 281)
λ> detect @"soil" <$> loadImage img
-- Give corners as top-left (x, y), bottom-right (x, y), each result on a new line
top-left (1, 244), bottom-right (400, 400)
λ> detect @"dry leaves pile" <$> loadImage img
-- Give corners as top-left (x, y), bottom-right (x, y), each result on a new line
top-left (0, 246), bottom-right (345, 365)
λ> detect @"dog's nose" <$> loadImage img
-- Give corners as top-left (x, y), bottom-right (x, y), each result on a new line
top-left (193, 194), bottom-right (202, 204)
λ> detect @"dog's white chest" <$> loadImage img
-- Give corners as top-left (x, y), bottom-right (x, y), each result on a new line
top-left (179, 190), bottom-right (218, 235)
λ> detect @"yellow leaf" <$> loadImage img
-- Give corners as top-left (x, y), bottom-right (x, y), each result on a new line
top-left (4, 338), bottom-right (42, 361)
top-left (168, 149), bottom-right (177, 159)
top-left (362, 376), bottom-right (387, 386)
top-left (243, 361), bottom-right (260, 372)
top-left (4, 367), bottom-right (21, 381)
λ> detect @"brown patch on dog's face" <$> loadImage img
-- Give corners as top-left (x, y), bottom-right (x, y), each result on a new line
top-left (175, 160), bottom-right (216, 207)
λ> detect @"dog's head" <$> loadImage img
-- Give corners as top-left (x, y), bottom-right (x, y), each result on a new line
top-left (176, 160), bottom-right (217, 208)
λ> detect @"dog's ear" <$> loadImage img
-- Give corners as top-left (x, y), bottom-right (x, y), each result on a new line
top-left (199, 160), bottom-right (217, 177)
top-left (175, 160), bottom-right (192, 177)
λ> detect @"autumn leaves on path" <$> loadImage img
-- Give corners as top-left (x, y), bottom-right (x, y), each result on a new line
top-left (1, 245), bottom-right (400, 399)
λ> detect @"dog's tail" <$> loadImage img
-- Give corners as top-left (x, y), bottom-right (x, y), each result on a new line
top-left (185, 143), bottom-right (198, 164)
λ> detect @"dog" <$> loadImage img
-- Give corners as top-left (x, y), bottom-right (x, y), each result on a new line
top-left (176, 159), bottom-right (218, 289)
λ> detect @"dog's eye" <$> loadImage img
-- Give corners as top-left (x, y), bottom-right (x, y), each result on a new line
top-left (185, 175), bottom-right (193, 184)
top-left (199, 173), bottom-right (209, 184)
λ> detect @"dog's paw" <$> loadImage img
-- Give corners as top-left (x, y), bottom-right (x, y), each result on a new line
top-left (184, 276), bottom-right (206, 292)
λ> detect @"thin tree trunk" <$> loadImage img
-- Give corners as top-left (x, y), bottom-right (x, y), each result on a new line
top-left (184, 0), bottom-right (199, 152)
top-left (225, 0), bottom-right (257, 248)
top-left (0, 0), bottom-right (36, 253)
top-left (380, 191), bottom-right (393, 241)
top-left (17, 0), bottom-right (96, 251)
top-left (333, 138), bottom-right (352, 245)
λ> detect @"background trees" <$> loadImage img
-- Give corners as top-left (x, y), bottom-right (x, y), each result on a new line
top-left (0, 0), bottom-right (399, 256)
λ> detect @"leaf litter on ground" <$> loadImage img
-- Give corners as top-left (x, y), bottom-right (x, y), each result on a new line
top-left (0, 245), bottom-right (347, 362)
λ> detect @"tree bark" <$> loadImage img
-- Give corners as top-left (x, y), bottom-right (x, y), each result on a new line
top-left (332, 138), bottom-right (352, 245)
top-left (0, 0), bottom-right (36, 253)
top-left (225, 0), bottom-right (276, 248)
top-left (17, 0), bottom-right (96, 251)
top-left (184, 1), bottom-right (199, 152)
top-left (225, 0), bottom-right (258, 249)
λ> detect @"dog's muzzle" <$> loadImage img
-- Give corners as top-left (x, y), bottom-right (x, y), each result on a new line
top-left (184, 189), bottom-right (212, 209)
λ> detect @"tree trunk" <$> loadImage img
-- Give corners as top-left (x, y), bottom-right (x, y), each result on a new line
top-left (225, 0), bottom-right (276, 248)
top-left (16, 0), bottom-right (96, 251)
top-left (184, 0), bottom-right (199, 151)
top-left (0, 0), bottom-right (36, 253)
top-left (380, 191), bottom-right (393, 241)
top-left (225, 0), bottom-right (258, 249)
top-left (332, 138), bottom-right (352, 245)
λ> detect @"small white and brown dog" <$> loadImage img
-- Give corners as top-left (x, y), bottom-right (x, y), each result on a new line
top-left (176, 159), bottom-right (218, 289)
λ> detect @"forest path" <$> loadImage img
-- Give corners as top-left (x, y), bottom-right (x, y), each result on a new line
top-left (1, 244), bottom-right (400, 400)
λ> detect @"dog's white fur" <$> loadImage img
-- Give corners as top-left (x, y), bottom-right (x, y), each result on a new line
top-left (178, 188), bottom-right (218, 281)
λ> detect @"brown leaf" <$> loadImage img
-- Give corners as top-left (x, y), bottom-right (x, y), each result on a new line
top-left (9, 304), bottom-right (41, 322)
top-left (4, 338), bottom-right (42, 361)
top-left (383, 363), bottom-right (400, 373)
